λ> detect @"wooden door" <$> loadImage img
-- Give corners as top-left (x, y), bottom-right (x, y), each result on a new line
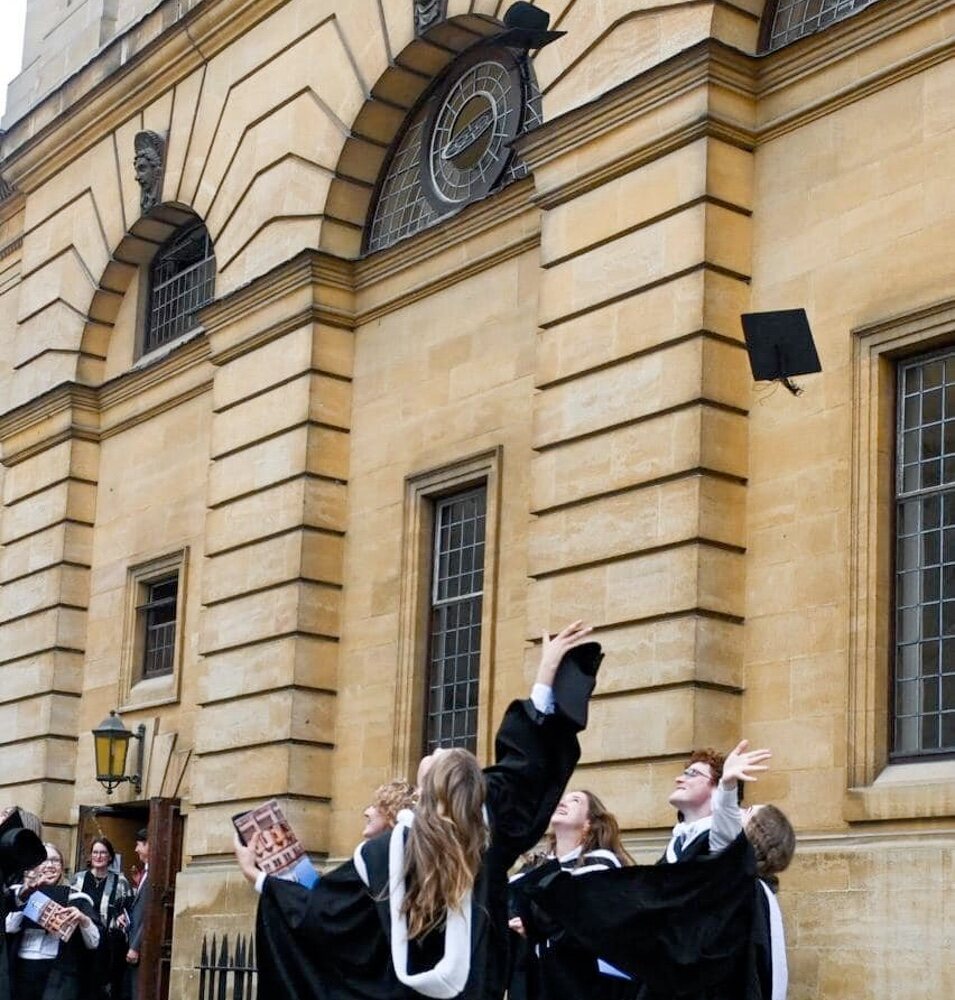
top-left (139, 797), bottom-right (183, 1000)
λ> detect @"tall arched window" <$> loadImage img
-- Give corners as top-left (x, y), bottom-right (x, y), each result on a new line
top-left (144, 221), bottom-right (215, 354)
top-left (761, 0), bottom-right (883, 53)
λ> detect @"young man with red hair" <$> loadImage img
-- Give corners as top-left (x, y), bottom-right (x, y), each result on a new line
top-left (663, 741), bottom-right (772, 863)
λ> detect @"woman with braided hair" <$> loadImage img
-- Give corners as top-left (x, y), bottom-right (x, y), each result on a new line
top-left (744, 805), bottom-right (796, 1000)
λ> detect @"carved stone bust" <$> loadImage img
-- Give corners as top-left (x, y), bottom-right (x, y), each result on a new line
top-left (133, 131), bottom-right (166, 214)
top-left (414, 0), bottom-right (446, 35)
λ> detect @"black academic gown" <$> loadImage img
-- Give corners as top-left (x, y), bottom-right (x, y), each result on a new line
top-left (0, 887), bottom-right (11, 1000)
top-left (514, 834), bottom-right (765, 1000)
top-left (255, 696), bottom-right (582, 1000)
top-left (8, 888), bottom-right (104, 1000)
top-left (511, 850), bottom-right (638, 1000)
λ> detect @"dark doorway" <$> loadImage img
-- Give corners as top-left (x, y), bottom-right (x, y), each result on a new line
top-left (75, 803), bottom-right (149, 886)
top-left (76, 798), bottom-right (183, 1000)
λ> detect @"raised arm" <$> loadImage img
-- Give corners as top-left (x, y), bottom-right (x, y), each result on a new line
top-left (484, 623), bottom-right (594, 865)
top-left (710, 739), bottom-right (772, 854)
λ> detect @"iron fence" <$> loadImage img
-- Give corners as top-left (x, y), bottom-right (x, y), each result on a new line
top-left (196, 933), bottom-right (257, 1000)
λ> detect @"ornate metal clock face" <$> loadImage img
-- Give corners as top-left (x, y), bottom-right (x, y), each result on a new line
top-left (421, 47), bottom-right (524, 212)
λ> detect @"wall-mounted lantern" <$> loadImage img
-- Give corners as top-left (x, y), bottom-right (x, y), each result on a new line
top-left (92, 711), bottom-right (145, 795)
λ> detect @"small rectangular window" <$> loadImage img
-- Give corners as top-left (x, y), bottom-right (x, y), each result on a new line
top-left (139, 576), bottom-right (179, 679)
top-left (893, 350), bottom-right (955, 758)
top-left (424, 487), bottom-right (487, 754)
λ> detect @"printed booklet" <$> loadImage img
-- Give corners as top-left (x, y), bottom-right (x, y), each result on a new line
top-left (233, 799), bottom-right (319, 888)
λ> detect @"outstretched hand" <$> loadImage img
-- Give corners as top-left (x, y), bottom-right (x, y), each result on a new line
top-left (721, 739), bottom-right (771, 789)
top-left (233, 833), bottom-right (260, 885)
top-left (536, 621), bottom-right (593, 687)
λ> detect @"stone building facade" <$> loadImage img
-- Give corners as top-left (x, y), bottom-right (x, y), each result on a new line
top-left (0, 0), bottom-right (952, 997)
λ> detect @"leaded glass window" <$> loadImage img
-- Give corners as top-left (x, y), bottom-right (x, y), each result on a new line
top-left (762, 0), bottom-right (883, 52)
top-left (425, 487), bottom-right (487, 754)
top-left (894, 350), bottom-right (955, 758)
top-left (365, 46), bottom-right (541, 254)
top-left (145, 222), bottom-right (215, 354)
top-left (140, 577), bottom-right (178, 679)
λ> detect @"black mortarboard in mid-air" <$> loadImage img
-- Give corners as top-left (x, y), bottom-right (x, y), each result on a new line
top-left (740, 309), bottom-right (822, 395)
top-left (498, 2), bottom-right (566, 50)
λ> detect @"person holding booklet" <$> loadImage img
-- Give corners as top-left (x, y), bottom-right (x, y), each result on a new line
top-left (5, 843), bottom-right (102, 1000)
top-left (234, 621), bottom-right (599, 1000)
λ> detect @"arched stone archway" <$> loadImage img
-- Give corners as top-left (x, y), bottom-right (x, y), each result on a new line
top-left (77, 202), bottom-right (205, 386)
top-left (319, 12), bottom-right (507, 258)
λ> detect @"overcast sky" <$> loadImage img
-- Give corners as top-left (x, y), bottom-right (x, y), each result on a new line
top-left (0, 0), bottom-right (28, 121)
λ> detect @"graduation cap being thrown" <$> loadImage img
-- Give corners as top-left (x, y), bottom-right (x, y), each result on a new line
top-left (497, 2), bottom-right (565, 50)
top-left (553, 641), bottom-right (603, 730)
top-left (740, 309), bottom-right (822, 396)
top-left (0, 808), bottom-right (46, 880)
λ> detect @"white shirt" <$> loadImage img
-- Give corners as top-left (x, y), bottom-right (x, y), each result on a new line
top-left (665, 783), bottom-right (742, 862)
top-left (761, 880), bottom-right (788, 1000)
top-left (5, 888), bottom-right (101, 957)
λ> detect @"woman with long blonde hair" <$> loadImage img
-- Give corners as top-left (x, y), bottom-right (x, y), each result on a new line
top-left (236, 621), bottom-right (599, 1000)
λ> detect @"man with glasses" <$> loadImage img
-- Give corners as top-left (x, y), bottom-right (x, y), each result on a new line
top-left (663, 741), bottom-right (772, 863)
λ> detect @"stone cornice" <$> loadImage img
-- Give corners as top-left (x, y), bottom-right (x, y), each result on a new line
top-left (0, 0), bottom-right (289, 194)
top-left (0, 383), bottom-right (100, 466)
top-left (98, 334), bottom-right (212, 411)
top-left (354, 178), bottom-right (536, 290)
top-left (516, 40), bottom-right (758, 175)
top-left (0, 334), bottom-right (213, 461)
top-left (357, 232), bottom-right (539, 327)
top-left (531, 118), bottom-right (756, 211)
top-left (521, 0), bottom-right (955, 168)
top-left (755, 0), bottom-right (953, 96)
top-left (201, 250), bottom-right (356, 337)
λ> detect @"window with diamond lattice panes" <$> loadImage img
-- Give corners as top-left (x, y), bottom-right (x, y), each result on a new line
top-left (762, 0), bottom-right (884, 52)
top-left (894, 351), bottom-right (955, 758)
top-left (425, 488), bottom-right (487, 754)
top-left (365, 44), bottom-right (542, 254)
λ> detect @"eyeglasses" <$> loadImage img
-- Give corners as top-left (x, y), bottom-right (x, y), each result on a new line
top-left (681, 767), bottom-right (713, 780)
top-left (31, 862), bottom-right (62, 876)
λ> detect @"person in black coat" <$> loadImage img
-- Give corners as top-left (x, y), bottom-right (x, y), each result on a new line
top-left (662, 741), bottom-right (771, 865)
top-left (5, 843), bottom-right (103, 1000)
top-left (122, 830), bottom-right (150, 1000)
top-left (744, 805), bottom-right (796, 1000)
top-left (235, 622), bottom-right (598, 1000)
top-left (0, 807), bottom-right (47, 1000)
top-left (71, 838), bottom-right (132, 999)
top-left (509, 789), bottom-right (636, 1000)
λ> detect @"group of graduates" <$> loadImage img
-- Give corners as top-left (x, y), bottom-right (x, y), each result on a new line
top-left (0, 809), bottom-right (148, 1000)
top-left (236, 622), bottom-right (797, 1000)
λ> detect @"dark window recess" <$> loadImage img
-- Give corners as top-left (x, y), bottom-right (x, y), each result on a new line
top-left (425, 487), bottom-right (487, 755)
top-left (140, 577), bottom-right (178, 679)
top-left (145, 223), bottom-right (215, 354)
top-left (893, 350), bottom-right (955, 758)
top-left (762, 0), bottom-right (883, 53)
